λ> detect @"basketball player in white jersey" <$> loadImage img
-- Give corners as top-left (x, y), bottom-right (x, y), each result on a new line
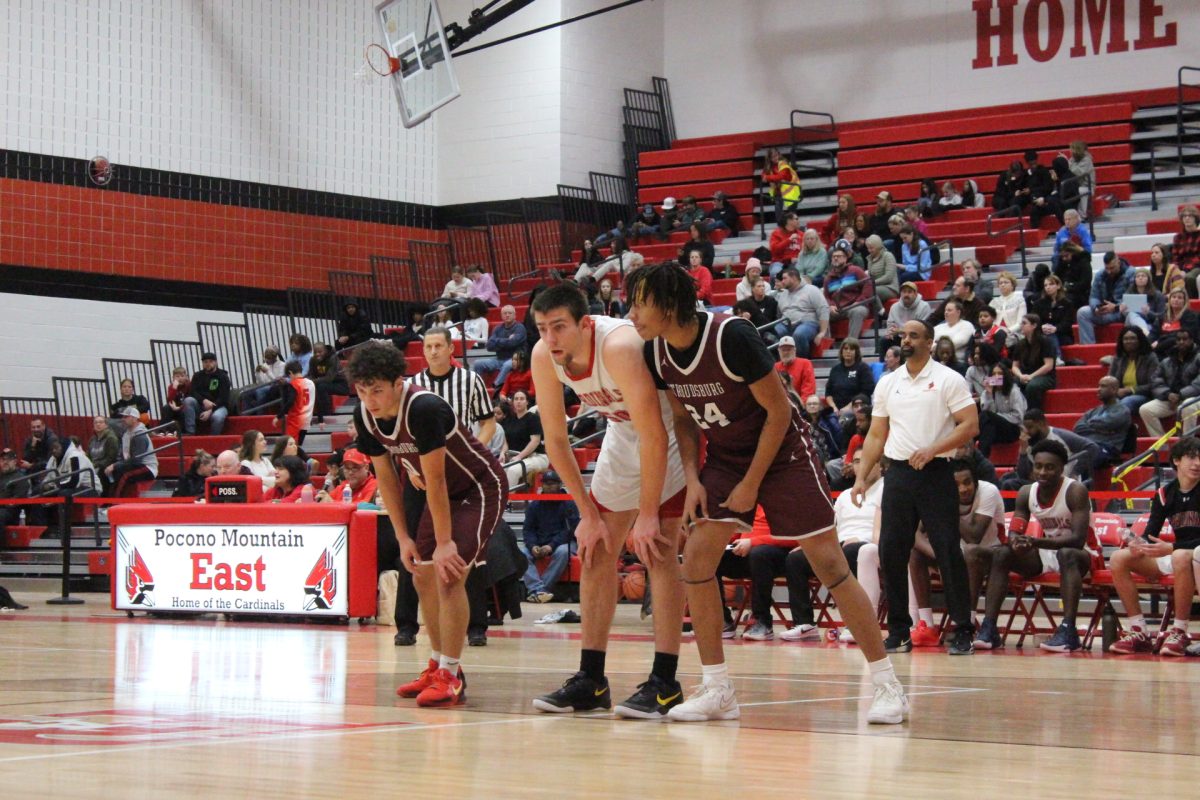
top-left (973, 439), bottom-right (1095, 652)
top-left (528, 284), bottom-right (690, 719)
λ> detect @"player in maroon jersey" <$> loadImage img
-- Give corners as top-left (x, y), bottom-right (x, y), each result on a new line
top-left (349, 342), bottom-right (507, 708)
top-left (625, 262), bottom-right (907, 724)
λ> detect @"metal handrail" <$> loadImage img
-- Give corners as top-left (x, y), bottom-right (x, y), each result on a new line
top-left (1177, 66), bottom-right (1200, 176)
top-left (915, 239), bottom-right (955, 284)
top-left (985, 211), bottom-right (1030, 276)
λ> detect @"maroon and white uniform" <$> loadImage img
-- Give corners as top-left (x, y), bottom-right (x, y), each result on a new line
top-left (355, 383), bottom-right (507, 565)
top-left (646, 312), bottom-right (834, 538)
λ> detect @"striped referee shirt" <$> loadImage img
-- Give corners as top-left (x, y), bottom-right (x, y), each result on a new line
top-left (409, 366), bottom-right (494, 428)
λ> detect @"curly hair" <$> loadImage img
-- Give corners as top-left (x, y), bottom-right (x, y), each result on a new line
top-left (347, 341), bottom-right (407, 384)
top-left (623, 261), bottom-right (699, 326)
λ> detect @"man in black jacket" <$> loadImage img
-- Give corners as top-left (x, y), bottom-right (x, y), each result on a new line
top-left (1021, 150), bottom-right (1056, 226)
top-left (704, 190), bottom-right (740, 234)
top-left (308, 342), bottom-right (350, 423)
top-left (182, 353), bottom-right (232, 434)
top-left (336, 301), bottom-right (374, 349)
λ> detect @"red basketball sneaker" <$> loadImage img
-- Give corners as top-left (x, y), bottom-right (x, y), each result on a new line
top-left (911, 620), bottom-right (941, 647)
top-left (417, 668), bottom-right (467, 707)
top-left (1158, 628), bottom-right (1190, 657)
top-left (1108, 628), bottom-right (1153, 654)
top-left (397, 659), bottom-right (439, 697)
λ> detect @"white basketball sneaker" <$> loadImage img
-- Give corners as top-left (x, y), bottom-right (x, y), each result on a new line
top-left (866, 680), bottom-right (909, 725)
top-left (667, 679), bottom-right (740, 722)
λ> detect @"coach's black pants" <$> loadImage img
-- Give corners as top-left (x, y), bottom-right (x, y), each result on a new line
top-left (880, 458), bottom-right (973, 634)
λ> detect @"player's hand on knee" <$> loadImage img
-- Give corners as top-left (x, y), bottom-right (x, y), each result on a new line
top-left (682, 481), bottom-right (708, 531)
top-left (575, 514), bottom-right (610, 569)
top-left (629, 513), bottom-right (667, 566)
top-left (433, 541), bottom-right (467, 583)
top-left (398, 538), bottom-right (421, 574)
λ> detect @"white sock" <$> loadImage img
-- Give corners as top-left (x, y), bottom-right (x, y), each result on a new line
top-left (701, 662), bottom-right (729, 686)
top-left (1128, 615), bottom-right (1146, 632)
top-left (907, 580), bottom-right (919, 626)
top-left (919, 608), bottom-right (935, 626)
top-left (440, 654), bottom-right (460, 671)
top-left (430, 650), bottom-right (443, 665)
top-left (1175, 619), bottom-right (1191, 634)
top-left (868, 657), bottom-right (897, 687)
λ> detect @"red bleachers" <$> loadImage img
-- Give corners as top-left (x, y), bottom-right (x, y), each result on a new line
top-left (637, 142), bottom-right (757, 169)
top-left (1055, 365), bottom-right (1107, 389)
top-left (1146, 219), bottom-right (1177, 235)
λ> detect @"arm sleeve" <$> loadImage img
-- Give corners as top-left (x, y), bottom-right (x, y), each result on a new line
top-left (352, 406), bottom-right (388, 457)
top-left (643, 341), bottom-right (669, 390)
top-left (409, 394), bottom-right (457, 455)
top-left (719, 318), bottom-right (776, 384)
top-left (1143, 489), bottom-right (1167, 540)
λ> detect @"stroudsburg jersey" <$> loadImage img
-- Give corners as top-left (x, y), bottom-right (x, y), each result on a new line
top-left (354, 383), bottom-right (503, 500)
top-left (1145, 480), bottom-right (1200, 551)
top-left (646, 312), bottom-right (813, 469)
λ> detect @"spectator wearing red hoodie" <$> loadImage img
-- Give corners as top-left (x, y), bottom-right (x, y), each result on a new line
top-left (687, 249), bottom-right (713, 304)
top-left (768, 212), bottom-right (804, 278)
top-left (774, 336), bottom-right (816, 399)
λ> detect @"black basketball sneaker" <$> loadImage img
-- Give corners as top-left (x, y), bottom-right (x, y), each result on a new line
top-left (532, 672), bottom-right (612, 713)
top-left (613, 674), bottom-right (684, 720)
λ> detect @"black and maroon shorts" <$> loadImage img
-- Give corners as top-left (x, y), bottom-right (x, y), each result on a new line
top-left (699, 456), bottom-right (835, 540)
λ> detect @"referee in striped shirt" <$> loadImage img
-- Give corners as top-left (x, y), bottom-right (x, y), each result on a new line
top-left (393, 326), bottom-right (498, 647)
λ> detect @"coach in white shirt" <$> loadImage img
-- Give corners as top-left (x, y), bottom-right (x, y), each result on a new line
top-left (853, 319), bottom-right (980, 655)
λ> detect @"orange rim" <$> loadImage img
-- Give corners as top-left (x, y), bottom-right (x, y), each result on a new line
top-left (365, 43), bottom-right (400, 77)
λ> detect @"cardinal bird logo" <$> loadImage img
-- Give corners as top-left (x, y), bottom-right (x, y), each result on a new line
top-left (124, 548), bottom-right (155, 607)
top-left (303, 549), bottom-right (337, 611)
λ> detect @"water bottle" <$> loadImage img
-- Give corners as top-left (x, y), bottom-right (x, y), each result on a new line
top-left (342, 484), bottom-right (353, 504)
top-left (1101, 601), bottom-right (1118, 653)
top-left (299, 484), bottom-right (315, 503)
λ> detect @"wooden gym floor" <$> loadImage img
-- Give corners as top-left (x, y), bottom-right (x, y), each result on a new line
top-left (1, 592), bottom-right (1198, 799)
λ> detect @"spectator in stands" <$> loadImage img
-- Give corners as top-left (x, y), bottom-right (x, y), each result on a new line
top-left (106, 407), bottom-right (158, 497)
top-left (840, 224), bottom-right (869, 264)
top-left (774, 336), bottom-right (816, 399)
top-left (933, 299), bottom-right (976, 362)
top-left (242, 349), bottom-right (284, 414)
top-left (934, 336), bottom-right (965, 374)
top-left (977, 360), bottom-right (1026, 457)
top-left (965, 342), bottom-right (1000, 398)
top-left (973, 440), bottom-right (1093, 652)
top-left (1109, 326), bottom-right (1159, 418)
top-left (679, 222), bottom-right (715, 272)
top-left (466, 265), bottom-right (500, 308)
top-left (963, 179), bottom-right (982, 209)
top-left (40, 437), bottom-right (97, 498)
top-left (868, 191), bottom-right (895, 239)
top-left (274, 360), bottom-right (315, 443)
top-left (162, 366), bottom-right (194, 425)
top-left (500, 389), bottom-right (549, 488)
top-left (108, 379), bottom-right (151, 426)
top-left (864, 235), bottom-right (899, 306)
top-left (20, 419), bottom-right (59, 474)
top-left (882, 281), bottom-right (931, 351)
top-left (215, 449), bottom-right (246, 477)
top-left (657, 195), bottom-right (680, 238)
top-left (999, 411), bottom-right (1098, 496)
top-left (882, 214), bottom-right (906, 262)
top-left (825, 404), bottom-right (870, 491)
top-left (763, 148), bottom-right (801, 223)
top-left (1023, 262), bottom-right (1050, 306)
top-left (1056, 239), bottom-right (1094, 309)
top-left (462, 298), bottom-right (491, 343)
top-left (499, 350), bottom-right (534, 403)
top-left (592, 279), bottom-right (624, 318)
top-left (850, 214), bottom-right (869, 243)
top-left (441, 266), bottom-right (473, 301)
top-left (0, 448), bottom-right (31, 538)
top-left (932, 180), bottom-right (963, 216)
top-left (904, 205), bottom-right (930, 238)
top-left (1011, 314), bottom-right (1057, 409)
top-left (519, 470), bottom-right (578, 603)
top-left (271, 434), bottom-right (317, 477)
top-left (180, 352), bottom-right (231, 434)
top-left (768, 212), bottom-right (804, 276)
top-left (992, 160), bottom-right (1026, 216)
top-left (1067, 141), bottom-right (1095, 218)
top-left (172, 449), bottom-right (215, 499)
top-left (87, 415), bottom-right (119, 494)
top-left (319, 447), bottom-right (377, 505)
top-left (1076, 252), bottom-right (1142, 344)
top-left (959, 260), bottom-right (992, 305)
top-left (1148, 242), bottom-right (1181, 294)
top-left (1140, 328), bottom-right (1200, 437)
top-left (686, 250), bottom-right (713, 304)
top-left (823, 194), bottom-right (856, 245)
top-left (1073, 376), bottom-right (1131, 467)
top-left (308, 342), bottom-right (349, 423)
top-left (288, 334), bottom-right (314, 375)
top-left (1107, 436), bottom-right (1200, 656)
top-left (1052, 208), bottom-right (1094, 255)
top-left (796, 228), bottom-right (830, 286)
top-left (1174, 205), bottom-right (1200, 296)
top-left (773, 268), bottom-right (829, 355)
top-left (1021, 149), bottom-right (1056, 226)
top-left (1049, 156), bottom-right (1080, 225)
top-left (1151, 285), bottom-right (1199, 356)
top-left (472, 304), bottom-right (527, 390)
top-left (825, 339), bottom-right (875, 415)
top-left (1031, 274), bottom-right (1075, 353)
top-left (732, 298), bottom-right (769, 336)
top-left (703, 190), bottom-right (739, 234)
top-left (973, 308), bottom-right (1007, 356)
top-left (988, 270), bottom-right (1025, 336)
top-left (735, 258), bottom-right (763, 302)
top-left (264, 455), bottom-right (310, 503)
top-left (916, 179), bottom-right (939, 217)
top-left (237, 430), bottom-right (274, 490)
top-left (336, 300), bottom-right (375, 348)
top-left (628, 203), bottom-right (662, 239)
top-left (675, 194), bottom-right (707, 231)
top-left (873, 345), bottom-right (902, 382)
top-left (1126, 268), bottom-right (1165, 331)
top-left (748, 278), bottom-right (779, 328)
top-left (896, 225), bottom-right (932, 282)
top-left (824, 243), bottom-right (873, 342)
top-left (574, 238), bottom-right (606, 278)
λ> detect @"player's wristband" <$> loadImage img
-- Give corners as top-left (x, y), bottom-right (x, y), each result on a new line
top-left (1009, 516), bottom-right (1028, 536)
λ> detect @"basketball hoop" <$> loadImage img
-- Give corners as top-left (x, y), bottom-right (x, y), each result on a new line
top-left (364, 43), bottom-right (401, 77)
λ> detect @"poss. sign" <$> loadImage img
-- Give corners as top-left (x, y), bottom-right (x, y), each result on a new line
top-left (114, 524), bottom-right (348, 616)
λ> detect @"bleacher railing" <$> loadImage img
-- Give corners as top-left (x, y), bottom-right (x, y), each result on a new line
top-left (1176, 65), bottom-right (1200, 177)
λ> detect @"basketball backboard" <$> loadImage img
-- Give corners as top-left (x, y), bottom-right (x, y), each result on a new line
top-left (375, 0), bottom-right (460, 128)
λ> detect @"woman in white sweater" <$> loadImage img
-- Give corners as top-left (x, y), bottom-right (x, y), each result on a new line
top-left (238, 429), bottom-right (275, 490)
top-left (933, 299), bottom-right (976, 362)
top-left (988, 270), bottom-right (1026, 337)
